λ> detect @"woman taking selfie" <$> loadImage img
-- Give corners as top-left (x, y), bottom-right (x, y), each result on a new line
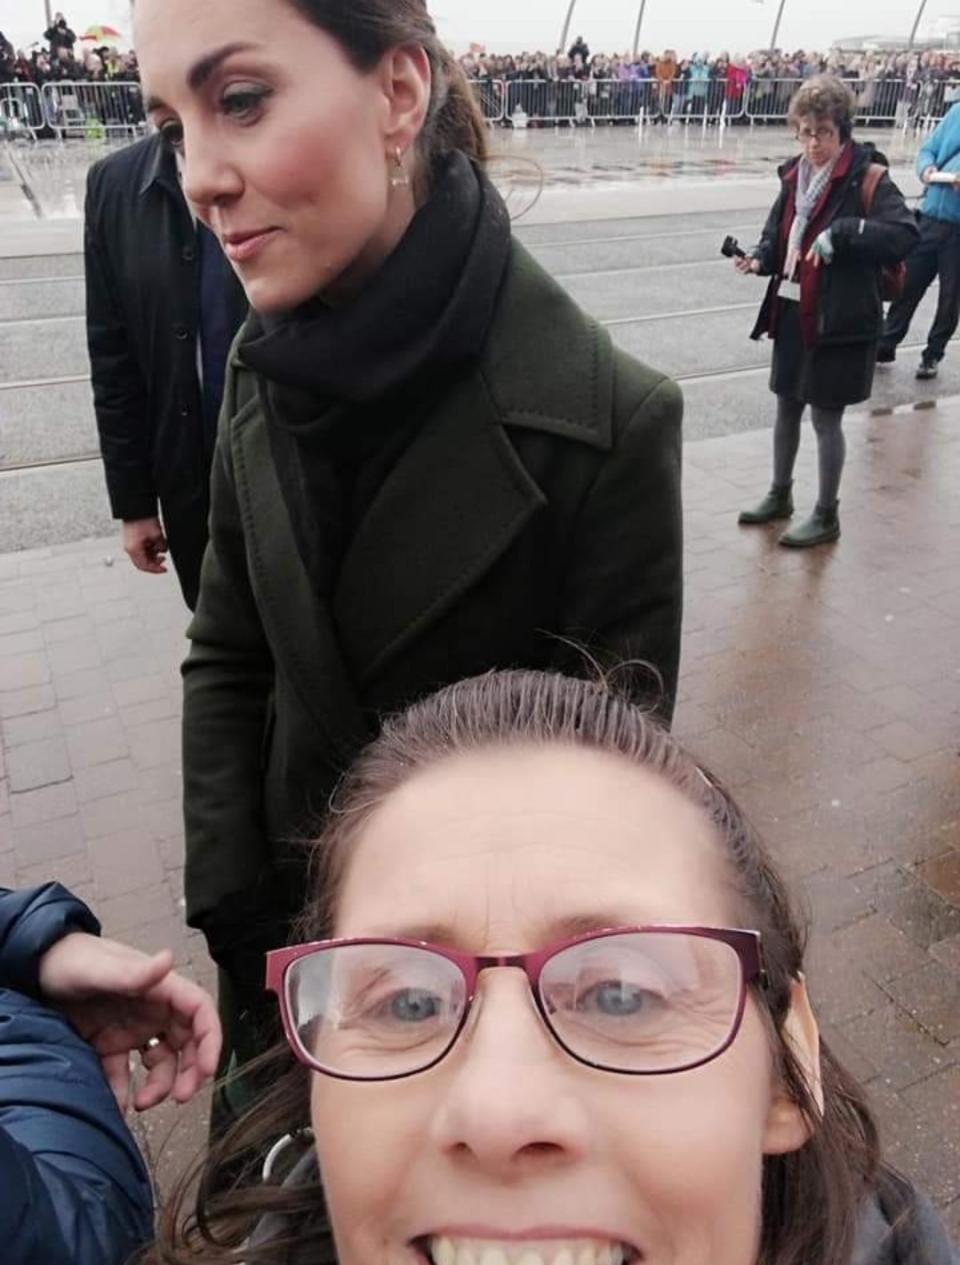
top-left (734, 76), bottom-right (917, 548)
top-left (149, 670), bottom-right (956, 1265)
top-left (133, 0), bottom-right (684, 1078)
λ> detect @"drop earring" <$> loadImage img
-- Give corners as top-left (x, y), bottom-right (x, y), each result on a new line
top-left (390, 147), bottom-right (410, 189)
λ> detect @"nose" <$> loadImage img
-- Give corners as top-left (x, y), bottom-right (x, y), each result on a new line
top-left (179, 123), bottom-right (243, 221)
top-left (429, 971), bottom-right (591, 1176)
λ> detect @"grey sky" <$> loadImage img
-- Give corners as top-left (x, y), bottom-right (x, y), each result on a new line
top-left (2, 0), bottom-right (958, 59)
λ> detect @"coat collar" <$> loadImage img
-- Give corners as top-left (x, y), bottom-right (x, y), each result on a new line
top-left (227, 239), bottom-right (614, 689)
top-left (138, 132), bottom-right (182, 201)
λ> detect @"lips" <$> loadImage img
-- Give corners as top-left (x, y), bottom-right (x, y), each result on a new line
top-left (417, 1236), bottom-right (640, 1265)
top-left (221, 227), bottom-right (280, 263)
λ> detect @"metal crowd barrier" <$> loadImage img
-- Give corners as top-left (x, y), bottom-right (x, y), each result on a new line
top-left (470, 79), bottom-right (506, 123)
top-left (467, 75), bottom-right (934, 129)
top-left (0, 83), bottom-right (44, 139)
top-left (41, 80), bottom-right (146, 139)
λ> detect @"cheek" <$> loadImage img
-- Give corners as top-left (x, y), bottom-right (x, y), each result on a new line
top-left (310, 1077), bottom-right (422, 1255)
top-left (614, 1017), bottom-right (775, 1263)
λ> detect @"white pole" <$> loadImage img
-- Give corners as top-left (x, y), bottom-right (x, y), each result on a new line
top-left (770, 0), bottom-right (788, 52)
top-left (558, 0), bottom-right (578, 56)
top-left (908, 0), bottom-right (929, 50)
top-left (632, 0), bottom-right (648, 59)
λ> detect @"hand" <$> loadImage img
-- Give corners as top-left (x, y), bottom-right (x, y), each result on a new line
top-left (38, 933), bottom-right (222, 1114)
top-left (122, 517), bottom-right (168, 575)
top-left (921, 165), bottom-right (938, 184)
top-left (806, 229), bottom-right (835, 269)
top-left (735, 254), bottom-right (760, 274)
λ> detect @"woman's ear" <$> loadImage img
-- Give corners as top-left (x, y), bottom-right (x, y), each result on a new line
top-left (763, 975), bottom-right (823, 1156)
top-left (377, 44), bottom-right (431, 155)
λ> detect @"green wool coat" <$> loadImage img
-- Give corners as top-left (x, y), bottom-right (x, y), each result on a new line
top-left (181, 240), bottom-right (684, 1045)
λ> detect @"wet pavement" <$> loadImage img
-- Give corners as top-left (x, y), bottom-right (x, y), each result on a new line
top-left (0, 127), bottom-right (958, 1216)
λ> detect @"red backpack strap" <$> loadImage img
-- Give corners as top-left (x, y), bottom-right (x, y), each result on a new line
top-left (861, 163), bottom-right (885, 216)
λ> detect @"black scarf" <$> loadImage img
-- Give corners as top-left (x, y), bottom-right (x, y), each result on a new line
top-left (237, 152), bottom-right (511, 599)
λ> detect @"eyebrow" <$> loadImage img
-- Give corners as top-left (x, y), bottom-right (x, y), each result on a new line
top-left (366, 911), bottom-right (658, 947)
top-left (145, 41), bottom-right (259, 112)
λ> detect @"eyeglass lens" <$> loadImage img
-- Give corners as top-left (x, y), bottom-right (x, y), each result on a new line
top-left (284, 933), bottom-right (744, 1079)
top-left (797, 127), bottom-right (835, 141)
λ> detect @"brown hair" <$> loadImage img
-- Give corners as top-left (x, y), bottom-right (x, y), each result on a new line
top-left (285, 0), bottom-right (488, 167)
top-left (788, 73), bottom-right (856, 141)
top-left (149, 669), bottom-right (908, 1265)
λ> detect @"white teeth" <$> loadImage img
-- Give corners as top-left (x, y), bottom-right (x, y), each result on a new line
top-left (428, 1240), bottom-right (626, 1265)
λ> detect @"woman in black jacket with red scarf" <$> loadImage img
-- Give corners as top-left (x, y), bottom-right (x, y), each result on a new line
top-left (734, 76), bottom-right (917, 547)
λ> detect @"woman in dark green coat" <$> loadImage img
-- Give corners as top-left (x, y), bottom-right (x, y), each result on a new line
top-left (135, 0), bottom-right (684, 1072)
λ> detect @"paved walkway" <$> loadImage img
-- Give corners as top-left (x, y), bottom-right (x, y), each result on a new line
top-left (1, 403), bottom-right (958, 1221)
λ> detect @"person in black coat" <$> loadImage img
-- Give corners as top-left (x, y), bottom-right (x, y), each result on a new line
top-left (1, 883), bottom-right (220, 1265)
top-left (84, 133), bottom-right (248, 610)
top-left (44, 13), bottom-right (76, 56)
top-left (734, 76), bottom-right (918, 547)
top-left (134, 0), bottom-right (683, 1086)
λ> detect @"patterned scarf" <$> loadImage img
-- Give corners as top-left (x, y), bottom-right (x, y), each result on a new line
top-left (785, 148), bottom-right (843, 278)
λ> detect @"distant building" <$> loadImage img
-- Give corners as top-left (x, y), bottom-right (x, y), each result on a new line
top-left (833, 24), bottom-right (960, 53)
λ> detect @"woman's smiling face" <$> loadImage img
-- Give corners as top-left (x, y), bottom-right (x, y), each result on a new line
top-left (310, 744), bottom-right (814, 1265)
top-left (134, 0), bottom-right (429, 312)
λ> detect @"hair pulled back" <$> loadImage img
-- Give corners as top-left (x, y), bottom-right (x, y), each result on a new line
top-left (285, 0), bottom-right (488, 164)
top-left (150, 669), bottom-right (916, 1265)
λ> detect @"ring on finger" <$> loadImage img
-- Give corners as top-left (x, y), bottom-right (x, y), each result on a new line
top-left (140, 1036), bottom-right (163, 1055)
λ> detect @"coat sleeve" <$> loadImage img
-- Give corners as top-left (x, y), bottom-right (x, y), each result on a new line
top-left (181, 396), bottom-right (280, 979)
top-left (751, 184), bottom-right (786, 277)
top-left (831, 172), bottom-right (921, 265)
top-left (0, 992), bottom-right (153, 1265)
top-left (84, 162), bottom-right (158, 524)
top-left (0, 884), bottom-right (99, 998)
top-left (551, 375), bottom-right (683, 722)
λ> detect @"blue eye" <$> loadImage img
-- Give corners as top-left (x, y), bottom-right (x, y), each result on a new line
top-left (580, 981), bottom-right (656, 1017)
top-left (383, 989), bottom-right (443, 1023)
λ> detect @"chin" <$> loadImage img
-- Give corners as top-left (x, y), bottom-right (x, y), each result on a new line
top-left (242, 275), bottom-right (317, 315)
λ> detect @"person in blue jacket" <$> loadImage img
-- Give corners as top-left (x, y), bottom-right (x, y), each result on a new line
top-left (878, 101), bottom-right (960, 378)
top-left (0, 883), bottom-right (221, 1265)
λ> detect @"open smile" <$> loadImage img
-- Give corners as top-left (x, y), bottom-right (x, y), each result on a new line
top-left (414, 1235), bottom-right (642, 1265)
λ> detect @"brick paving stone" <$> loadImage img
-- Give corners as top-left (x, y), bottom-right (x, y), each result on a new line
top-left (1, 707), bottom-right (62, 748)
top-left (87, 830), bottom-right (165, 899)
top-left (127, 718), bottom-right (180, 770)
top-left (898, 1067), bottom-right (960, 1206)
top-left (41, 615), bottom-right (97, 646)
top-left (80, 789), bottom-right (151, 841)
top-left (841, 1000), bottom-right (958, 1092)
top-left (9, 780), bottom-right (78, 829)
top-left (64, 715), bottom-right (129, 770)
top-left (930, 935), bottom-right (960, 975)
top-left (93, 881), bottom-right (179, 934)
top-left (0, 629), bottom-right (45, 657)
top-left (119, 696), bottom-right (181, 729)
top-left (58, 693), bottom-right (117, 726)
top-left (112, 673), bottom-right (171, 708)
top-left (879, 961), bottom-right (960, 1045)
top-left (73, 757), bottom-right (140, 804)
top-left (47, 638), bottom-right (103, 677)
top-left (53, 665), bottom-right (112, 702)
top-left (4, 736), bottom-right (71, 792)
top-left (16, 849), bottom-right (93, 891)
top-left (920, 850), bottom-right (960, 907)
top-left (12, 815), bottom-right (86, 866)
top-left (0, 612), bottom-right (39, 637)
top-left (0, 652), bottom-right (50, 693)
top-left (882, 882), bottom-right (960, 950)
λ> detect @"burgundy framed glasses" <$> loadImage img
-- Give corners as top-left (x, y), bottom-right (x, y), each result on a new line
top-left (265, 926), bottom-right (766, 1082)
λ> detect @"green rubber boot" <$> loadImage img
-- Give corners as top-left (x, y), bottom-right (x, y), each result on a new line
top-left (778, 503), bottom-right (840, 549)
top-left (738, 483), bottom-right (794, 525)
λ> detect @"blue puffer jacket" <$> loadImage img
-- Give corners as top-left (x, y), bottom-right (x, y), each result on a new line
top-left (918, 103), bottom-right (960, 224)
top-left (0, 884), bottom-right (154, 1265)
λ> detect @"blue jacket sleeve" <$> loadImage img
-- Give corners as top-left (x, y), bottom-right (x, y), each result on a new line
top-left (0, 884), bottom-right (100, 998)
top-left (0, 887), bottom-right (154, 1264)
top-left (917, 104), bottom-right (960, 175)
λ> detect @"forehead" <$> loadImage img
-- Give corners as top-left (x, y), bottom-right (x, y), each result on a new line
top-left (134, 0), bottom-right (300, 86)
top-left (334, 744), bottom-right (734, 947)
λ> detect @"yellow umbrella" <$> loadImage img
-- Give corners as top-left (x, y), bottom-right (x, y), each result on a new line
top-left (79, 24), bottom-right (124, 44)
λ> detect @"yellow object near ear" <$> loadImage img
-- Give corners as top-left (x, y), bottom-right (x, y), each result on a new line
top-left (763, 976), bottom-right (824, 1156)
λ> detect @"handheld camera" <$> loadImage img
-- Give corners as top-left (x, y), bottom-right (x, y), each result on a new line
top-left (720, 235), bottom-right (747, 260)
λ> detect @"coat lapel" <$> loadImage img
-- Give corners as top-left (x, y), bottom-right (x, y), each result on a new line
top-left (230, 395), bottom-right (370, 762)
top-left (333, 242), bottom-right (614, 686)
top-left (333, 369), bottom-right (547, 684)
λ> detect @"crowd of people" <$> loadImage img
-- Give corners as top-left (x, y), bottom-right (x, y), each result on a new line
top-left (461, 43), bottom-right (960, 122)
top-left (0, 13), bottom-right (139, 86)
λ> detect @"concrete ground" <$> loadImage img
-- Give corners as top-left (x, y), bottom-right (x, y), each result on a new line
top-left (0, 126), bottom-right (958, 1223)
